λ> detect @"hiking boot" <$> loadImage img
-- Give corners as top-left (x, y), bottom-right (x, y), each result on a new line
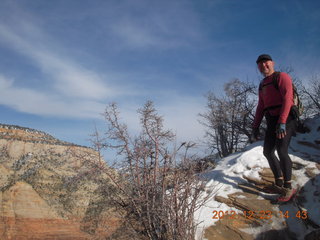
top-left (277, 187), bottom-right (297, 202)
top-left (262, 184), bottom-right (283, 194)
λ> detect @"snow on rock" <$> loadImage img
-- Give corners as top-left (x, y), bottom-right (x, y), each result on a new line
top-left (195, 114), bottom-right (320, 240)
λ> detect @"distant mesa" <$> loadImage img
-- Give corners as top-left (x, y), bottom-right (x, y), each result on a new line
top-left (0, 123), bottom-right (85, 147)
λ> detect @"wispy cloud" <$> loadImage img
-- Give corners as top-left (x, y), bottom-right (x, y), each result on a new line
top-left (106, 0), bottom-right (203, 49)
top-left (0, 0), bottom-right (214, 146)
top-left (0, 21), bottom-right (117, 100)
top-left (0, 75), bottom-right (104, 118)
top-left (0, 7), bottom-right (134, 120)
top-left (0, 9), bottom-right (206, 142)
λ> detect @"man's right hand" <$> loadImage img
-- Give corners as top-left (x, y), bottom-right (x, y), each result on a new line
top-left (250, 128), bottom-right (260, 143)
top-left (276, 123), bottom-right (286, 139)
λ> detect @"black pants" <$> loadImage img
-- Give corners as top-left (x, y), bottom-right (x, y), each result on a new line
top-left (263, 114), bottom-right (296, 182)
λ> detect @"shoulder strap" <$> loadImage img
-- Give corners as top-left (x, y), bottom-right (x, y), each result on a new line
top-left (272, 71), bottom-right (280, 90)
top-left (259, 71), bottom-right (281, 91)
top-left (261, 72), bottom-right (283, 112)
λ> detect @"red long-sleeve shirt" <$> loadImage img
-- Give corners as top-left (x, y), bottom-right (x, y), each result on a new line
top-left (252, 72), bottom-right (294, 128)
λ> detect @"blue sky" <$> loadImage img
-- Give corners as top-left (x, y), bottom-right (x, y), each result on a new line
top-left (0, 0), bottom-right (319, 158)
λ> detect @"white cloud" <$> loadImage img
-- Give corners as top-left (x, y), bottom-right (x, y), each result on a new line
top-left (108, 1), bottom-right (202, 49)
top-left (0, 21), bottom-right (117, 100)
top-left (35, 51), bottom-right (114, 99)
top-left (0, 75), bottom-right (104, 118)
top-left (0, 1), bottom-right (208, 145)
top-left (111, 20), bottom-right (161, 48)
top-left (0, 16), bottom-right (130, 118)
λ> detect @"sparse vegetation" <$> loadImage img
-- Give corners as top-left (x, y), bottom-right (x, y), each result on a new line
top-left (89, 101), bottom-right (209, 240)
top-left (199, 79), bottom-right (257, 157)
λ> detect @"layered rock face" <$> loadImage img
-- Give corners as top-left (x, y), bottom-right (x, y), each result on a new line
top-left (0, 124), bottom-right (119, 240)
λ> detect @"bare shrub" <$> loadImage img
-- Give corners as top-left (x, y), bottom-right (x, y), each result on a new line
top-left (301, 74), bottom-right (320, 116)
top-left (199, 79), bottom-right (257, 157)
top-left (99, 101), bottom-right (207, 240)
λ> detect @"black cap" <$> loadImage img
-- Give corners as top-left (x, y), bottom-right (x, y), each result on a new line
top-left (256, 54), bottom-right (272, 64)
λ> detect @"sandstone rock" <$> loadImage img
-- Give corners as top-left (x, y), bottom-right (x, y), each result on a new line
top-left (204, 220), bottom-right (254, 240)
top-left (0, 182), bottom-right (90, 239)
top-left (1, 181), bottom-right (60, 218)
top-left (0, 124), bottom-right (121, 239)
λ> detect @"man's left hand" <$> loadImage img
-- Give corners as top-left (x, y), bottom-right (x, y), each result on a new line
top-left (276, 123), bottom-right (286, 139)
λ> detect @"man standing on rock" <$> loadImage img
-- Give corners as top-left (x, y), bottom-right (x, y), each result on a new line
top-left (251, 54), bottom-right (297, 202)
